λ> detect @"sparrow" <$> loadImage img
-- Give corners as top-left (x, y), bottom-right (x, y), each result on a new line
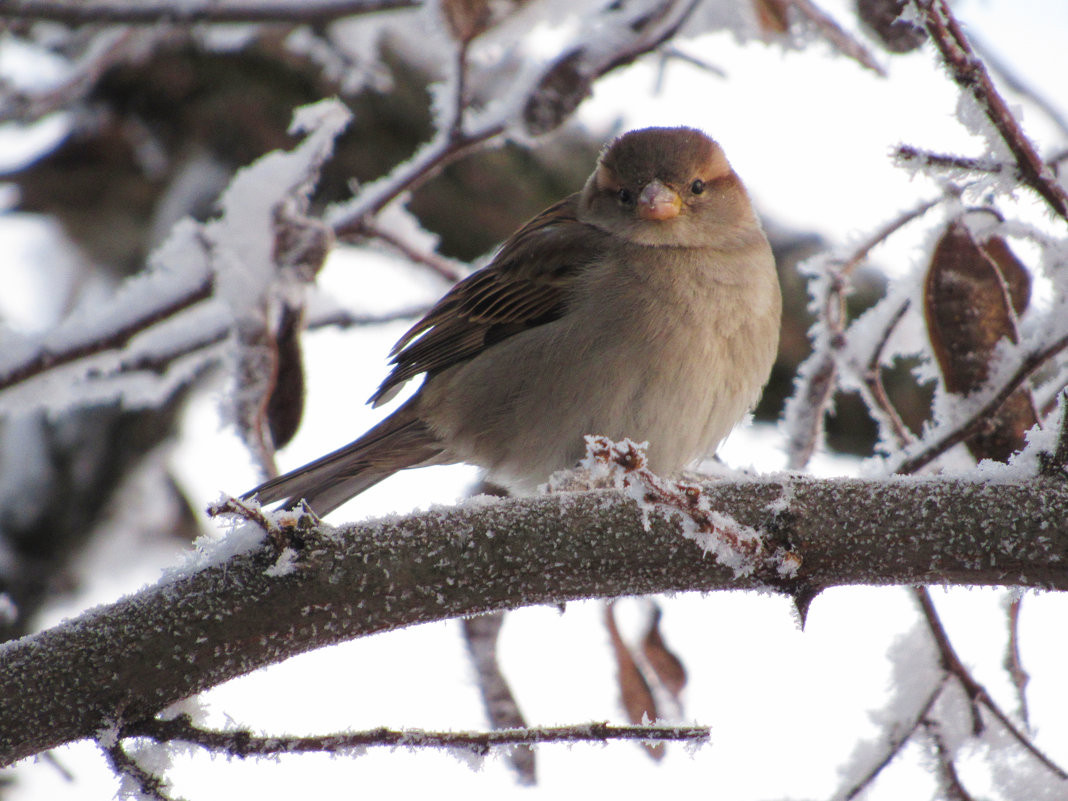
top-left (245, 126), bottom-right (781, 516)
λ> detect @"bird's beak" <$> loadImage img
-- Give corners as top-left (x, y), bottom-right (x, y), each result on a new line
top-left (637, 179), bottom-right (682, 221)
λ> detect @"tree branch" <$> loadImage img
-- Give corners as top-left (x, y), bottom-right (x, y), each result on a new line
top-left (0, 0), bottom-right (420, 25)
top-left (915, 0), bottom-right (1068, 224)
top-left (2, 476), bottom-right (1068, 766)
top-left (122, 715), bottom-right (707, 755)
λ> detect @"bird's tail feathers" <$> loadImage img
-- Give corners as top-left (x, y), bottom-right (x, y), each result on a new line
top-left (243, 400), bottom-right (447, 517)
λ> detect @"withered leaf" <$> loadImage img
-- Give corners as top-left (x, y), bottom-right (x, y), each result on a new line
top-left (856, 0), bottom-right (927, 54)
top-left (605, 603), bottom-right (664, 762)
top-left (266, 302), bottom-right (306, 449)
top-left (924, 216), bottom-right (1037, 462)
top-left (641, 604), bottom-right (687, 702)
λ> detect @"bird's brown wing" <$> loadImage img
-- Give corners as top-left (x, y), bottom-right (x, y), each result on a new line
top-left (370, 193), bottom-right (611, 406)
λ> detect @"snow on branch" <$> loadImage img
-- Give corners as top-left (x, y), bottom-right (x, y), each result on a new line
top-left (0, 0), bottom-right (421, 25)
top-left (0, 99), bottom-right (350, 424)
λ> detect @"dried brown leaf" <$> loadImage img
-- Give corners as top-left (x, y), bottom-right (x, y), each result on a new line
top-left (641, 604), bottom-right (687, 702)
top-left (266, 302), bottom-right (306, 450)
top-left (856, 0), bottom-right (927, 54)
top-left (753, 0), bottom-right (790, 34)
top-left (924, 217), bottom-right (1038, 462)
top-left (605, 603), bottom-right (664, 762)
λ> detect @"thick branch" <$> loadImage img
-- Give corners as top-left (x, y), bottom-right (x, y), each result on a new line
top-left (2, 476), bottom-right (1067, 766)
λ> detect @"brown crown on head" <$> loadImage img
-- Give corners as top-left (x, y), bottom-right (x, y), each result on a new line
top-left (597, 127), bottom-right (730, 189)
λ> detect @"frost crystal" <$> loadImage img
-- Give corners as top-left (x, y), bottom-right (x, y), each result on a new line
top-left (580, 436), bottom-right (799, 578)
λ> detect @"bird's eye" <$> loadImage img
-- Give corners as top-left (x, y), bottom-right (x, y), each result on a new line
top-left (691, 179), bottom-right (705, 195)
top-left (617, 188), bottom-right (634, 205)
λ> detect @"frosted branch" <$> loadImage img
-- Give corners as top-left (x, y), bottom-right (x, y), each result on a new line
top-left (913, 587), bottom-right (1068, 781)
top-left (914, 0), bottom-right (1068, 224)
top-left (891, 331), bottom-right (1068, 475)
top-left (0, 0), bottom-right (421, 24)
top-left (4, 475), bottom-right (1068, 766)
top-left (122, 714), bottom-right (708, 755)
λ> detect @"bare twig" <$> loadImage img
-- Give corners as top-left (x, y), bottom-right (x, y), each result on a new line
top-left (462, 612), bottom-right (535, 784)
top-left (353, 219), bottom-right (466, 282)
top-left (785, 0), bottom-right (886, 76)
top-left (122, 714), bottom-right (710, 755)
top-left (915, 0), bottom-right (1068, 224)
top-left (1003, 593), bottom-right (1031, 729)
top-left (924, 719), bottom-right (976, 801)
top-left (861, 298), bottom-right (914, 448)
top-left (0, 0), bottom-right (420, 25)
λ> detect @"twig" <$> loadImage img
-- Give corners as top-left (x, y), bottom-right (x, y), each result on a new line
top-left (100, 741), bottom-right (177, 801)
top-left (462, 612), bottom-right (535, 784)
top-left (895, 145), bottom-right (1012, 177)
top-left (0, 27), bottom-right (146, 122)
top-left (913, 588), bottom-right (1068, 780)
top-left (915, 0), bottom-right (1068, 224)
top-left (785, 0), bottom-right (886, 76)
top-left (122, 715), bottom-right (711, 755)
top-left (304, 304), bottom-right (429, 331)
top-left (0, 0), bottom-right (421, 24)
top-left (0, 272), bottom-right (214, 395)
top-left (970, 32), bottom-right (1068, 142)
top-left (331, 123), bottom-right (506, 238)
top-left (785, 197), bottom-right (941, 469)
top-left (1003, 593), bottom-right (1031, 730)
top-left (893, 332), bottom-right (1068, 475)
top-left (353, 219), bottom-right (466, 282)
top-left (861, 298), bottom-right (914, 448)
top-left (924, 719), bottom-right (976, 801)
top-left (839, 676), bottom-right (947, 800)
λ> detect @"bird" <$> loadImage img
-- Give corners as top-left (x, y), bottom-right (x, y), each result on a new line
top-left (244, 126), bottom-right (782, 516)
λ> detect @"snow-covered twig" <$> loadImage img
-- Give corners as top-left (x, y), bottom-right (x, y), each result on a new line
top-left (0, 271), bottom-right (214, 396)
top-left (100, 740), bottom-right (175, 801)
top-left (0, 0), bottom-right (420, 24)
top-left (835, 676), bottom-right (947, 801)
top-left (891, 331), bottom-right (1068, 475)
top-left (121, 714), bottom-right (711, 755)
top-left (581, 436), bottom-right (799, 578)
top-left (912, 587), bottom-right (1068, 781)
top-left (914, 0), bottom-right (1068, 224)
top-left (784, 197), bottom-right (941, 468)
top-left (353, 218), bottom-right (466, 282)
